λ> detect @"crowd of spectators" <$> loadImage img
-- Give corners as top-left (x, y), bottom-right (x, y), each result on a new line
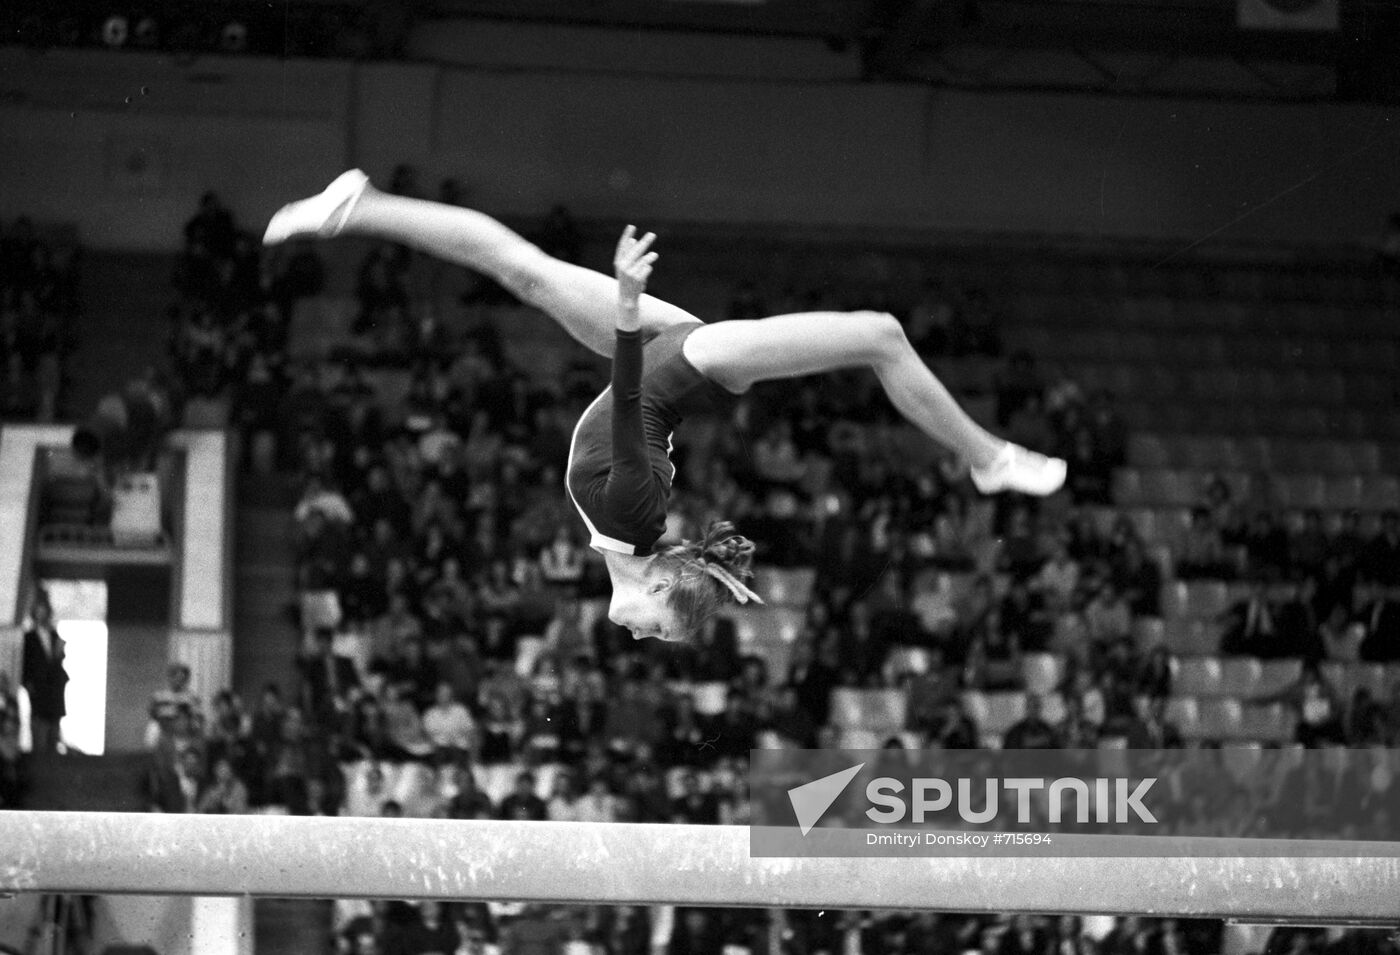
top-left (12, 180), bottom-right (1399, 955)
top-left (0, 215), bottom-right (80, 422)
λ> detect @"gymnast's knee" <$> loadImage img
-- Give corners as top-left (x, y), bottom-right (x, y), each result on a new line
top-left (864, 311), bottom-right (911, 364)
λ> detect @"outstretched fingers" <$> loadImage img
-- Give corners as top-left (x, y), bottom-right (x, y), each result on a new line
top-left (614, 225), bottom-right (658, 271)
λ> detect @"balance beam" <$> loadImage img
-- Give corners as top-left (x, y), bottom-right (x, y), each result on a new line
top-left (2, 812), bottom-right (1398, 924)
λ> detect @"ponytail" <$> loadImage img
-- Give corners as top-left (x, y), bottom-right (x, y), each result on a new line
top-left (654, 522), bottom-right (764, 637)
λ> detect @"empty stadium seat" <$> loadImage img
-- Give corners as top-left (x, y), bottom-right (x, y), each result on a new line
top-left (1360, 475), bottom-right (1400, 512)
top-left (1277, 474), bottom-right (1327, 510)
top-left (1020, 653), bottom-right (1063, 696)
top-left (1240, 703), bottom-right (1293, 744)
top-left (837, 729), bottom-right (890, 749)
top-left (1196, 698), bottom-right (1244, 741)
top-left (1320, 662), bottom-right (1388, 698)
top-left (1112, 469), bottom-right (1143, 505)
top-left (1128, 434), bottom-right (1170, 468)
top-left (1219, 742), bottom-right (1265, 784)
top-left (1323, 476), bottom-right (1364, 511)
top-left (886, 646), bottom-right (934, 679)
top-left (1171, 657), bottom-right (1223, 698)
top-left (1132, 616), bottom-right (1166, 650)
top-left (961, 690), bottom-right (1026, 737)
top-left (1161, 581), bottom-right (1231, 620)
top-left (829, 688), bottom-right (908, 731)
top-left (1256, 659), bottom-right (1303, 697)
top-left (753, 566), bottom-right (816, 607)
top-left (690, 682), bottom-right (729, 716)
top-left (1165, 697), bottom-right (1201, 740)
top-left (728, 605), bottom-right (805, 646)
top-left (1219, 657), bottom-right (1263, 698)
top-left (1164, 619), bottom-right (1222, 656)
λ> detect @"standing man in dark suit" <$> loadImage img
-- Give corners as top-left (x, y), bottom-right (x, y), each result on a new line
top-left (21, 595), bottom-right (66, 753)
top-left (297, 626), bottom-right (360, 730)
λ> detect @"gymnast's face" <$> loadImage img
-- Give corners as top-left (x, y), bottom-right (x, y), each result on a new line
top-left (608, 574), bottom-right (684, 643)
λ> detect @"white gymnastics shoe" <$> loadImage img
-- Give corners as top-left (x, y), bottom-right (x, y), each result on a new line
top-left (969, 442), bottom-right (1068, 496)
top-left (263, 169), bottom-right (369, 245)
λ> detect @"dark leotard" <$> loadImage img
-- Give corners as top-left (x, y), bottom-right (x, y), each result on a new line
top-left (565, 322), bottom-right (737, 555)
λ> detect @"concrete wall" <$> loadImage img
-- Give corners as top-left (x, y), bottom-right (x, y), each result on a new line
top-left (1, 45), bottom-right (1396, 250)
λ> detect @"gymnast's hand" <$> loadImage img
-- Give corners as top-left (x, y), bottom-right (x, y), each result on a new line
top-left (614, 225), bottom-right (658, 329)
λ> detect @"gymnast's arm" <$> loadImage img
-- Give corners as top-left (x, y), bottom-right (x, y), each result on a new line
top-left (605, 226), bottom-right (660, 499)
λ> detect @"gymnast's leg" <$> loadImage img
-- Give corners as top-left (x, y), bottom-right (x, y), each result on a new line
top-left (263, 170), bottom-right (700, 357)
top-left (682, 310), bottom-right (1066, 495)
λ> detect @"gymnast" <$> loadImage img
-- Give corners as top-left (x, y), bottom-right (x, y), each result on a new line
top-left (264, 171), bottom-right (1066, 642)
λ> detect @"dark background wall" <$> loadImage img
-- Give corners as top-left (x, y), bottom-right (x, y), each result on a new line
top-left (1, 39), bottom-right (1396, 250)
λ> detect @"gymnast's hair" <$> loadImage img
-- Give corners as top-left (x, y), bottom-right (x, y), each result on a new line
top-left (654, 521), bottom-right (763, 637)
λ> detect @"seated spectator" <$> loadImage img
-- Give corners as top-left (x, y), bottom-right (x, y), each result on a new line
top-left (441, 765), bottom-right (495, 820)
top-left (1057, 695), bottom-right (1099, 748)
top-left (381, 681), bottom-right (434, 760)
top-left (1031, 537), bottom-right (1081, 613)
top-left (575, 776), bottom-right (621, 823)
top-left (1343, 687), bottom-right (1388, 746)
top-left (1111, 695), bottom-right (1182, 749)
top-left (758, 686), bottom-right (819, 749)
top-left (1360, 510), bottom-right (1400, 587)
top-left (1221, 581), bottom-right (1284, 657)
top-left (1319, 604), bottom-right (1366, 663)
top-left (184, 191), bottom-right (236, 259)
top-left (150, 703), bottom-right (206, 775)
top-left (262, 706), bottom-right (327, 815)
top-left (539, 525), bottom-right (585, 593)
top-left (905, 280), bottom-right (955, 353)
top-left (1064, 427), bottom-right (1113, 505)
top-left (669, 768), bottom-right (721, 824)
top-left (545, 773), bottom-right (584, 821)
top-left (372, 637), bottom-right (437, 709)
top-left (145, 747), bottom-right (203, 814)
top-left (537, 204), bottom-right (583, 264)
top-left (1000, 579), bottom-right (1052, 652)
top-left (752, 420), bottom-right (807, 487)
top-left (388, 900), bottom-right (460, 955)
top-left (953, 286), bottom-right (1002, 356)
top-left (477, 684), bottom-right (526, 764)
top-left (1176, 508), bottom-right (1230, 580)
top-left (1356, 581), bottom-right (1400, 661)
top-left (1085, 389), bottom-right (1127, 471)
top-left (298, 627), bottom-right (360, 728)
top-left (498, 770), bottom-right (547, 821)
top-left (1111, 535), bottom-right (1162, 617)
top-left (1002, 693), bottom-right (1060, 749)
top-left (145, 662), bottom-right (201, 749)
top-left (1083, 582), bottom-right (1132, 646)
top-left (924, 697), bottom-right (979, 749)
top-left (353, 246), bottom-right (409, 342)
top-left (1243, 509), bottom-right (1289, 581)
top-left (1062, 666), bottom-right (1107, 732)
top-left (962, 606), bottom-right (1021, 691)
top-left (422, 681), bottom-right (477, 765)
top-left (196, 755), bottom-right (250, 814)
top-left (1290, 509), bottom-right (1330, 581)
top-left (838, 600), bottom-right (892, 687)
top-left (998, 505), bottom-right (1044, 580)
top-left (1256, 663), bottom-right (1343, 747)
top-left (1134, 645), bottom-right (1173, 700)
top-left (205, 689), bottom-right (253, 779)
top-left (657, 692), bottom-right (720, 767)
top-left (520, 691), bottom-right (569, 764)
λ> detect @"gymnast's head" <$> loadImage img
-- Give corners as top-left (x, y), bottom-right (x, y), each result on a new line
top-left (607, 521), bottom-right (762, 642)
